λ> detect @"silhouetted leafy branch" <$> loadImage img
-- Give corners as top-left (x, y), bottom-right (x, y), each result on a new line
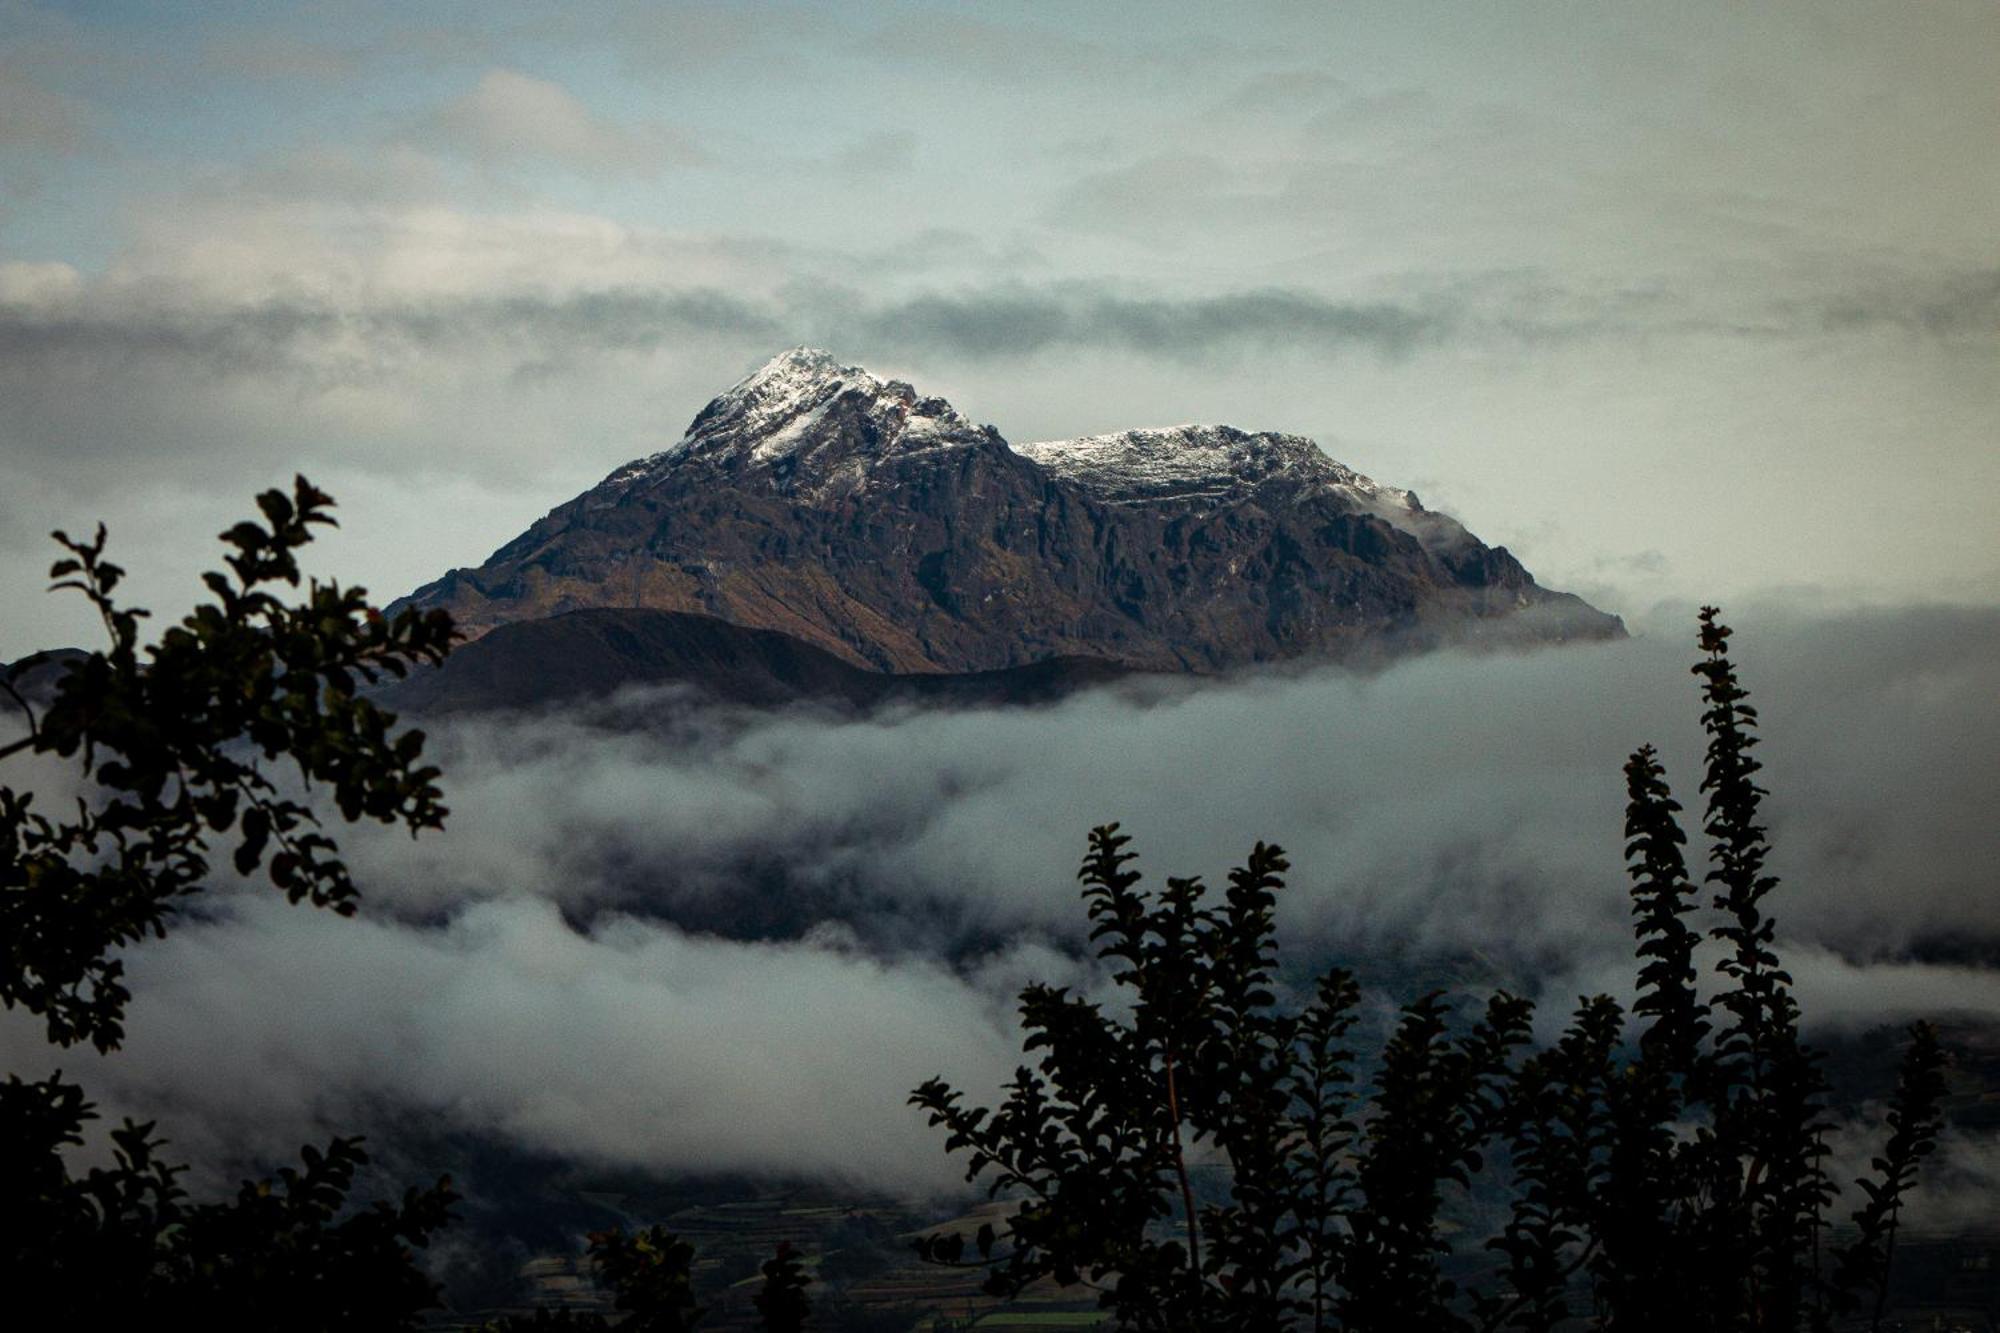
top-left (0, 1067), bottom-right (459, 1327)
top-left (912, 609), bottom-right (1950, 1333)
top-left (0, 480), bottom-right (466, 1325)
top-left (1, 477), bottom-right (454, 1053)
top-left (0, 482), bottom-right (849, 1329)
top-left (1832, 1022), bottom-right (1948, 1332)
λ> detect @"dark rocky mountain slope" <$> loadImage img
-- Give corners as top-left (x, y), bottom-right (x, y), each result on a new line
top-left (0, 648), bottom-right (88, 712)
top-left (394, 348), bottom-right (1621, 674)
top-left (380, 607), bottom-right (1134, 715)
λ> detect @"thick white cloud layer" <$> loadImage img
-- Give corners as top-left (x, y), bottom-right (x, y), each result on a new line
top-left (0, 897), bottom-right (1036, 1195)
top-left (337, 602), bottom-right (2000, 964)
top-left (4, 604), bottom-right (1993, 1194)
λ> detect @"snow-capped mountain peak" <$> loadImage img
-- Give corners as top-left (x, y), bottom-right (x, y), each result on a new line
top-left (400, 348), bottom-right (1624, 668)
top-left (702, 347), bottom-right (879, 439)
top-left (593, 353), bottom-right (1474, 552)
top-left (602, 348), bottom-right (983, 494)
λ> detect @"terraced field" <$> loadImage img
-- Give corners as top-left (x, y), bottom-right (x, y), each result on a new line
top-left (440, 1186), bottom-right (1105, 1331)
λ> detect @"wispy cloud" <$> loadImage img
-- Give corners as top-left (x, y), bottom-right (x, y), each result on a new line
top-left (1812, 267), bottom-right (2000, 340)
top-left (9, 259), bottom-right (1991, 401)
top-left (425, 68), bottom-right (707, 177)
top-left (846, 283), bottom-right (1451, 360)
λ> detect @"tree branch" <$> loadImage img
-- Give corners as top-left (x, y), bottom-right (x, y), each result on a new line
top-left (0, 671), bottom-right (39, 742)
top-left (1163, 1042), bottom-right (1203, 1290)
top-left (1475, 1237), bottom-right (1600, 1333)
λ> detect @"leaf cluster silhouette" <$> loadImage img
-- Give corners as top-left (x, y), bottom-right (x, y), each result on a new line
top-left (912, 610), bottom-right (1948, 1333)
top-left (0, 482), bottom-right (807, 1328)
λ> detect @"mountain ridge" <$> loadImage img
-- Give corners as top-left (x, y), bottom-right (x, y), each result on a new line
top-left (394, 348), bottom-right (1623, 674)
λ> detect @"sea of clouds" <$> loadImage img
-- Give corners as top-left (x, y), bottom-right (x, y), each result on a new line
top-left (4, 600), bottom-right (1997, 1219)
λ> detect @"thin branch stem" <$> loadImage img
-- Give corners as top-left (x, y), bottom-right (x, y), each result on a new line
top-left (0, 672), bottom-right (39, 740)
top-left (1163, 1043), bottom-right (1203, 1289)
top-left (1872, 1200), bottom-right (1901, 1333)
top-left (1474, 1237), bottom-right (1601, 1333)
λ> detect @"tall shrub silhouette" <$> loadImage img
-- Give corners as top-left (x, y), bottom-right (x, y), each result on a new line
top-left (0, 482), bottom-right (771, 1329)
top-left (0, 479), bottom-right (466, 1327)
top-left (912, 609), bottom-right (1947, 1332)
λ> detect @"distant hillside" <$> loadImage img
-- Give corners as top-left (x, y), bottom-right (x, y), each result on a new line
top-left (379, 607), bottom-right (1136, 716)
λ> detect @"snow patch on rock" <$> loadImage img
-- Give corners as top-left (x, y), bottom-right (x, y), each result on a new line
top-left (1012, 426), bottom-right (1470, 550)
top-left (1013, 425), bottom-right (1379, 499)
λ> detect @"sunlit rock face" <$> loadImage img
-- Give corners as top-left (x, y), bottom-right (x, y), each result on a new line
top-left (395, 347), bottom-right (1623, 674)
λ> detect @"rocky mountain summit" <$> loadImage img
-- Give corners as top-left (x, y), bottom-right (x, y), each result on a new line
top-left (395, 348), bottom-right (1621, 674)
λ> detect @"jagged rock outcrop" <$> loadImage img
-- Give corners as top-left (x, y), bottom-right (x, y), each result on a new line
top-left (395, 348), bottom-right (1622, 673)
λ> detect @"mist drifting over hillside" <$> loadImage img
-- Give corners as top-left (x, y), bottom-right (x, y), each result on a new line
top-left (6, 601), bottom-right (1993, 1213)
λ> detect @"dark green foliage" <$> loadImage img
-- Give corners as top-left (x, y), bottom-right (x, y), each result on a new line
top-left (0, 1070), bottom-right (457, 1329)
top-left (910, 829), bottom-right (1534, 1333)
top-left (597, 1228), bottom-right (708, 1332)
top-left (1286, 966), bottom-right (1362, 1330)
top-left (1832, 1023), bottom-right (1948, 1332)
top-left (480, 1224), bottom-right (816, 1328)
top-left (478, 1232), bottom-right (821, 1333)
top-left (487, 1228), bottom-right (707, 1332)
top-left (912, 608), bottom-right (1950, 1333)
top-left (0, 481), bottom-right (460, 1323)
top-left (1344, 988), bottom-right (1532, 1332)
top-left (1689, 607), bottom-right (1835, 1331)
top-left (0, 477), bottom-right (455, 1052)
top-left (1623, 743), bottom-right (1706, 1070)
top-left (755, 1241), bottom-right (814, 1333)
top-left (1478, 994), bottom-right (1621, 1333)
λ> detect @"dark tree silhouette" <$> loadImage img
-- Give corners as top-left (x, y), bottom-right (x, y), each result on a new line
top-left (0, 478), bottom-right (464, 1327)
top-left (912, 609), bottom-right (1949, 1333)
top-left (0, 482), bottom-right (762, 1329)
top-left (754, 1242), bottom-right (815, 1333)
top-left (1, 479), bottom-right (455, 1051)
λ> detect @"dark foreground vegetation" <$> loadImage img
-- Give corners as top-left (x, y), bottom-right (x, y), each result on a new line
top-left (0, 483), bottom-right (1951, 1329)
top-left (911, 613), bottom-right (1946, 1331)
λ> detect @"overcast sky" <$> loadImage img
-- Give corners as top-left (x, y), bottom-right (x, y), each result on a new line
top-left (2, 0), bottom-right (1995, 653)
